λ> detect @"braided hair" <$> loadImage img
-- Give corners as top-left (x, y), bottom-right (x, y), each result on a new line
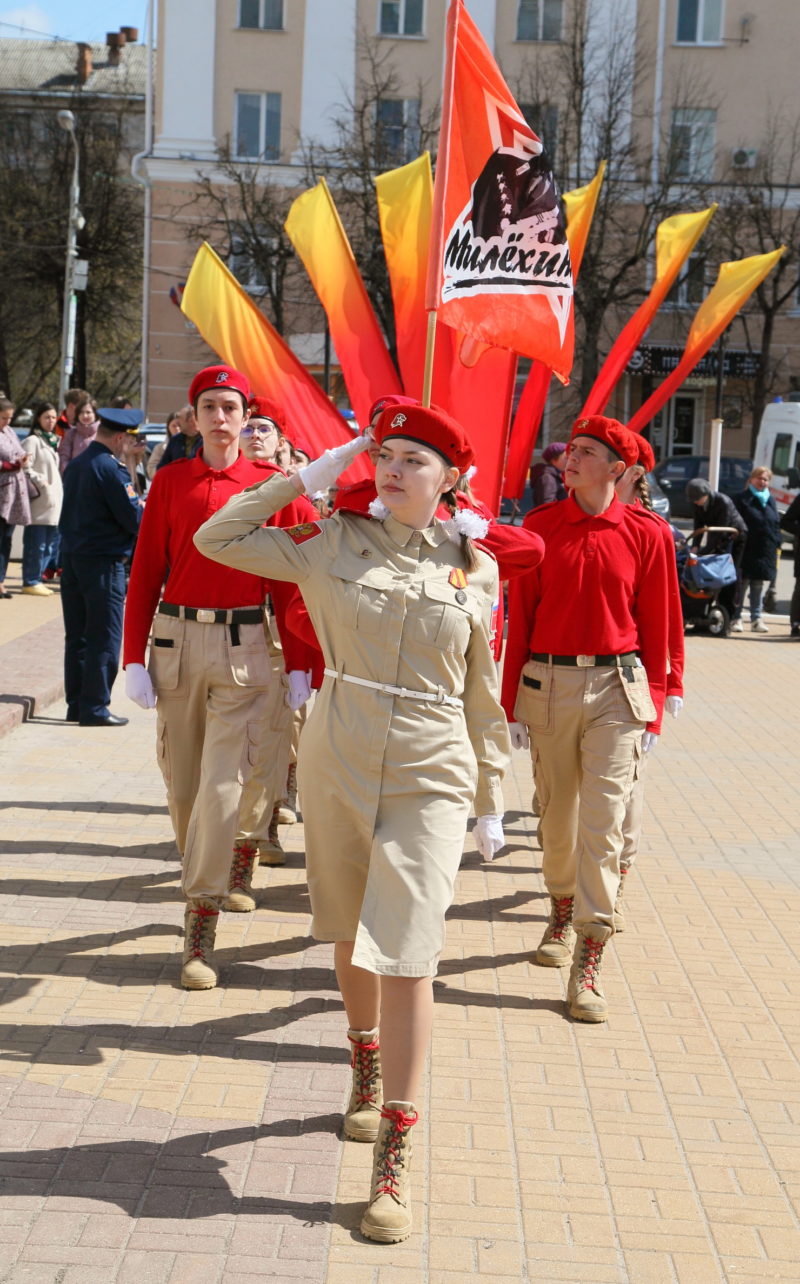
top-left (441, 488), bottom-right (481, 573)
top-left (636, 471), bottom-right (653, 510)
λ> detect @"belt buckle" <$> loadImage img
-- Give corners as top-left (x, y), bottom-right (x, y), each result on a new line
top-left (196, 608), bottom-right (216, 624)
top-left (576, 654), bottom-right (594, 667)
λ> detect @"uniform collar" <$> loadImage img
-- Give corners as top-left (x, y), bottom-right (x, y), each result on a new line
top-left (190, 449), bottom-right (251, 480)
top-left (384, 513), bottom-right (450, 548)
top-left (564, 492), bottom-right (625, 527)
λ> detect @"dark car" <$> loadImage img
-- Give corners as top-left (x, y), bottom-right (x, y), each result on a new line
top-left (646, 471), bottom-right (670, 520)
top-left (652, 454), bottom-right (753, 518)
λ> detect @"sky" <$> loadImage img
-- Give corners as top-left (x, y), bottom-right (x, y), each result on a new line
top-left (0, 2), bottom-right (150, 44)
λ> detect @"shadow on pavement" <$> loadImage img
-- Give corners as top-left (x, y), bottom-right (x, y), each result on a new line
top-left (0, 839), bottom-right (178, 861)
top-left (0, 799), bottom-right (170, 815)
top-left (0, 868), bottom-right (182, 904)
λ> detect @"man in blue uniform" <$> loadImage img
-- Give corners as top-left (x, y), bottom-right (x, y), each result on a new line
top-left (59, 407), bottom-right (144, 725)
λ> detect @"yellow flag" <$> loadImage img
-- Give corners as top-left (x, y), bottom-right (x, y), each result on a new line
top-left (686, 247), bottom-right (786, 362)
top-left (563, 160), bottom-right (606, 279)
top-left (285, 179), bottom-right (401, 424)
top-left (655, 205), bottom-right (718, 287)
top-left (375, 154), bottom-right (434, 398)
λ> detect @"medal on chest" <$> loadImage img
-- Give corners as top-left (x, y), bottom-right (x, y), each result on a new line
top-left (449, 567), bottom-right (468, 602)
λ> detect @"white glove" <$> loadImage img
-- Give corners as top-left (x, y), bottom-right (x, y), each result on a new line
top-left (475, 815), bottom-right (506, 860)
top-left (665, 695), bottom-right (683, 719)
top-left (642, 731), bottom-right (659, 753)
top-left (297, 435), bottom-right (370, 494)
top-left (287, 669), bottom-right (312, 711)
top-left (125, 662), bottom-right (156, 709)
top-left (508, 721), bottom-right (530, 751)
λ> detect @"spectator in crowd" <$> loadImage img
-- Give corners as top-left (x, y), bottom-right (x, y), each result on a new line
top-left (146, 410), bottom-right (180, 478)
top-left (733, 466), bottom-right (782, 634)
top-left (0, 397), bottom-right (32, 597)
top-left (780, 491), bottom-right (800, 638)
top-left (56, 388), bottom-right (90, 439)
top-left (155, 403), bottom-right (200, 469)
top-left (685, 477), bottom-right (747, 631)
top-left (21, 402), bottom-right (63, 596)
top-left (58, 397), bottom-right (99, 474)
top-left (529, 441), bottom-right (568, 508)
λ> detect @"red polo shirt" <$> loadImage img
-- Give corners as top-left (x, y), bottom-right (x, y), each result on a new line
top-left (123, 453), bottom-right (317, 667)
top-left (501, 494), bottom-right (671, 732)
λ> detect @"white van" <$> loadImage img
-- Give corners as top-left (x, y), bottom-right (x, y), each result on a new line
top-left (754, 401), bottom-right (800, 514)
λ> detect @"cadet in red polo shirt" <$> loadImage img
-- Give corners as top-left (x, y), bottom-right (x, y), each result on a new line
top-left (122, 365), bottom-right (317, 990)
top-left (501, 415), bottom-right (671, 1023)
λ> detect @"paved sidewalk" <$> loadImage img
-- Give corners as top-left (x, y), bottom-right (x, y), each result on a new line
top-left (1, 622), bottom-right (799, 1283)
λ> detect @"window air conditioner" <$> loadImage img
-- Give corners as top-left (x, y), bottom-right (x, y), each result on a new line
top-left (731, 147), bottom-right (757, 169)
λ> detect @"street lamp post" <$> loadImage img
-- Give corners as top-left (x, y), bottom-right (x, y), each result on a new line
top-left (57, 110), bottom-right (81, 410)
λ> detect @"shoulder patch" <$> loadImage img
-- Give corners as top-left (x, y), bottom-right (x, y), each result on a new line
top-left (125, 483), bottom-right (137, 498)
top-left (285, 521), bottom-right (322, 545)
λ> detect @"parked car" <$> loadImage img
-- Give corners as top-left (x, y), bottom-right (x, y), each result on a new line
top-left (652, 454), bottom-right (753, 518)
top-left (646, 471), bottom-right (670, 519)
top-left (138, 422), bottom-right (167, 456)
top-left (753, 399), bottom-right (800, 515)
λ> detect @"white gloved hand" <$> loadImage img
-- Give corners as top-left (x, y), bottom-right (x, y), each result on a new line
top-left (297, 435), bottom-right (370, 494)
top-left (287, 669), bottom-right (312, 711)
top-left (665, 695), bottom-right (684, 719)
top-left (508, 721), bottom-right (530, 751)
top-left (125, 662), bottom-right (156, 709)
top-left (642, 731), bottom-right (659, 753)
top-left (475, 814), bottom-right (506, 860)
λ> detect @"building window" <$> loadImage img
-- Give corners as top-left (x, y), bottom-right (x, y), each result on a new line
top-left (235, 92), bottom-right (282, 160)
top-left (229, 235), bottom-right (271, 292)
top-left (516, 0), bottom-right (563, 42)
top-left (379, 0), bottom-right (424, 37)
top-left (676, 0), bottom-right (723, 43)
top-left (666, 253), bottom-right (706, 308)
top-left (520, 102), bottom-right (559, 166)
top-left (670, 108), bottom-right (716, 180)
top-left (239, 0), bottom-right (284, 29)
top-left (375, 97), bottom-right (421, 164)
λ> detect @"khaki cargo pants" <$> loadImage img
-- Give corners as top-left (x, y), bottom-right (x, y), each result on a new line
top-left (515, 658), bottom-right (654, 936)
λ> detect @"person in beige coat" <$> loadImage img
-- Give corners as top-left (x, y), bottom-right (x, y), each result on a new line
top-left (195, 405), bottom-right (525, 1245)
top-left (22, 403), bottom-right (64, 595)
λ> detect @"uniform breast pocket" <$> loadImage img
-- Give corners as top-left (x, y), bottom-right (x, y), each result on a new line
top-left (148, 619), bottom-right (185, 695)
top-left (330, 557), bottom-right (394, 637)
top-left (514, 660), bottom-right (553, 734)
top-left (617, 665), bottom-right (656, 723)
top-left (415, 580), bottom-right (476, 653)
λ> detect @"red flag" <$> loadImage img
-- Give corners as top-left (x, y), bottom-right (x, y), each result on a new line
top-left (426, 0), bottom-right (573, 382)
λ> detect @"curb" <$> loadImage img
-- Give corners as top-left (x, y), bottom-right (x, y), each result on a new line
top-left (0, 616), bottom-right (65, 738)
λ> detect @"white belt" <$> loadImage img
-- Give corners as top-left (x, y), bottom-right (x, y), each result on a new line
top-left (323, 668), bottom-right (464, 709)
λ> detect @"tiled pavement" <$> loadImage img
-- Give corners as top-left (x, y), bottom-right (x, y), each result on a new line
top-left (1, 613), bottom-right (800, 1282)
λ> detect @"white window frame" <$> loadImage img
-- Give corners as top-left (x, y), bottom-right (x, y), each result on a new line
top-left (238, 0), bottom-right (284, 30)
top-left (515, 0), bottom-right (563, 43)
top-left (665, 252), bottom-right (707, 309)
top-left (375, 96), bottom-right (422, 164)
top-left (670, 108), bottom-right (716, 181)
top-left (234, 91), bottom-right (282, 161)
top-left (378, 0), bottom-right (425, 38)
top-left (675, 0), bottom-right (724, 46)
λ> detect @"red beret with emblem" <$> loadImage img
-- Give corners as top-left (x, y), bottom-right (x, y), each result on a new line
top-left (375, 403), bottom-right (474, 473)
top-left (635, 435), bottom-right (655, 472)
top-left (188, 364), bottom-right (251, 407)
top-left (248, 395), bottom-right (286, 432)
top-left (368, 393), bottom-right (418, 424)
top-left (570, 415), bottom-right (638, 469)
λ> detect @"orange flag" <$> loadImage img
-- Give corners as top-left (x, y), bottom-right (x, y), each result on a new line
top-left (627, 247), bottom-right (785, 434)
top-left (285, 178), bottom-right (402, 426)
top-left (426, 0), bottom-right (573, 382)
top-left (503, 163), bottom-right (606, 499)
top-left (181, 242), bottom-right (371, 482)
top-left (375, 154), bottom-right (434, 399)
top-left (581, 205), bottom-right (717, 417)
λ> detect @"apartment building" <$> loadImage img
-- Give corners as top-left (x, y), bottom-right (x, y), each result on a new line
top-left (141, 0), bottom-right (800, 461)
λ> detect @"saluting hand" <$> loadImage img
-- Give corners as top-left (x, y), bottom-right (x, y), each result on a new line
top-left (295, 434), bottom-right (371, 495)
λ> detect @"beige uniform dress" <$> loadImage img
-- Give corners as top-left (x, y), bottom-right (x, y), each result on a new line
top-left (195, 473), bottom-right (510, 977)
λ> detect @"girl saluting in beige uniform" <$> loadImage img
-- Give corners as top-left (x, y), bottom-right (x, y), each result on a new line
top-left (195, 404), bottom-right (533, 1243)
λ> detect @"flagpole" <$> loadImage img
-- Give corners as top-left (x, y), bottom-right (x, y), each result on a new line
top-left (423, 0), bottom-right (461, 406)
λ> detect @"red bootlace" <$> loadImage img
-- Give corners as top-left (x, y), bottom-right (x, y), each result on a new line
top-left (230, 842), bottom-right (257, 890)
top-left (347, 1034), bottom-right (380, 1107)
top-left (374, 1106), bottom-right (418, 1200)
top-left (551, 896), bottom-right (574, 941)
top-left (580, 937), bottom-right (604, 992)
top-left (188, 905), bottom-right (218, 958)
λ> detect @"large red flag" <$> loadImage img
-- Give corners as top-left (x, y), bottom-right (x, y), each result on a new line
top-left (426, 0), bottom-right (573, 382)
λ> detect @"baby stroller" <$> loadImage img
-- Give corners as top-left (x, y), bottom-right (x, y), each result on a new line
top-left (674, 526), bottom-right (740, 637)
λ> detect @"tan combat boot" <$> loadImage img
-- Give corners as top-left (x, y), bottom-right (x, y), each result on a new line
top-left (360, 1102), bottom-right (418, 1243)
top-left (344, 1028), bottom-right (382, 1142)
top-left (258, 807), bottom-right (285, 866)
top-left (614, 865), bottom-right (630, 933)
top-left (568, 928), bottom-right (609, 1023)
top-left (535, 894), bottom-right (576, 967)
top-left (181, 897), bottom-right (219, 990)
top-left (221, 841), bottom-right (258, 913)
top-left (276, 763), bottom-right (298, 824)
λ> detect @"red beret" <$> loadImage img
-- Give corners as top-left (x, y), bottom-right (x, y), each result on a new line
top-left (188, 364), bottom-right (251, 407)
top-left (288, 434), bottom-right (313, 460)
top-left (368, 393), bottom-right (418, 424)
top-left (375, 403), bottom-right (474, 473)
top-left (635, 435), bottom-right (655, 472)
top-left (248, 395), bottom-right (286, 432)
top-left (570, 415), bottom-right (638, 469)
